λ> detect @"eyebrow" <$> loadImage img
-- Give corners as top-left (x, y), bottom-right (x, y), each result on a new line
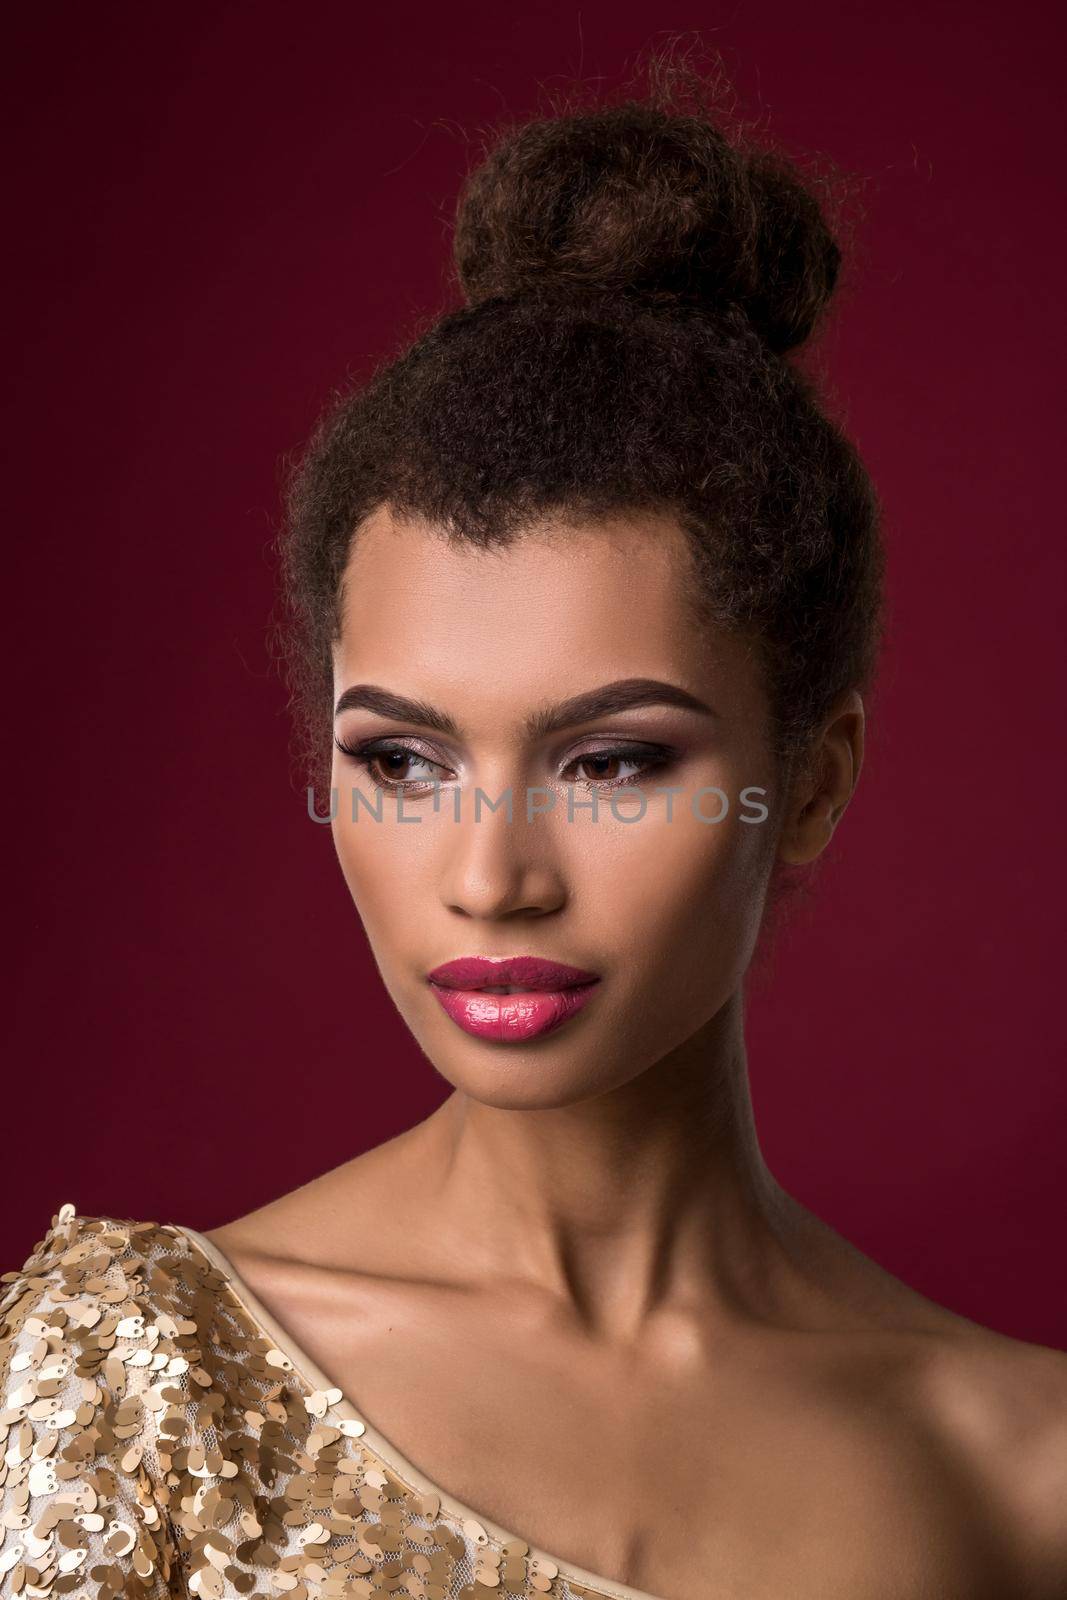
top-left (333, 678), bottom-right (717, 738)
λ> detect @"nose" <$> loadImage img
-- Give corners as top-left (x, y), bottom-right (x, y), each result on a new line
top-left (438, 786), bottom-right (567, 921)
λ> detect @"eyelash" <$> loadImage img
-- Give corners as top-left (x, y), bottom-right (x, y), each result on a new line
top-left (332, 736), bottom-right (674, 794)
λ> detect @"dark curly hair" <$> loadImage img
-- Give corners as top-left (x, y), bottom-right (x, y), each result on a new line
top-left (274, 45), bottom-right (886, 892)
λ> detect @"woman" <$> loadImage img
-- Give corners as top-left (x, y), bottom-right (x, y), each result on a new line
top-left (3, 66), bottom-right (1064, 1600)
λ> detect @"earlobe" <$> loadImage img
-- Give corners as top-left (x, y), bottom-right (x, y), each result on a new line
top-left (776, 692), bottom-right (865, 867)
top-left (777, 794), bottom-right (836, 866)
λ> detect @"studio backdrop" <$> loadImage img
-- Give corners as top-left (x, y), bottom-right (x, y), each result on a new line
top-left (4, 1), bottom-right (1064, 1346)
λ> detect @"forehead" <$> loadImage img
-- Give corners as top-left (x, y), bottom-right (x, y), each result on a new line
top-left (333, 504), bottom-right (757, 713)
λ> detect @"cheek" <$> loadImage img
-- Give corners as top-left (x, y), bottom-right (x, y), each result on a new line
top-left (572, 803), bottom-right (770, 997)
top-left (329, 805), bottom-right (437, 940)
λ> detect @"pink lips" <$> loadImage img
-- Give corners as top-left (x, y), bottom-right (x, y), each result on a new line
top-left (426, 955), bottom-right (601, 1042)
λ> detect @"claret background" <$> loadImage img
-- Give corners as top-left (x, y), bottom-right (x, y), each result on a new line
top-left (4, 2), bottom-right (1063, 1344)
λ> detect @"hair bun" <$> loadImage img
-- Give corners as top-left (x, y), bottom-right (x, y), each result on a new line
top-left (452, 101), bottom-right (841, 356)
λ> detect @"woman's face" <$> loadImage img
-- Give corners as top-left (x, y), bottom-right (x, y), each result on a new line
top-left (329, 504), bottom-right (782, 1110)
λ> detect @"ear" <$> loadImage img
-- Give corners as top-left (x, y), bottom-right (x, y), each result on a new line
top-left (777, 691), bottom-right (866, 867)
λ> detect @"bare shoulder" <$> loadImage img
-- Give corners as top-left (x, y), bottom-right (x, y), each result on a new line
top-left (919, 1320), bottom-right (1067, 1595)
top-left (798, 1204), bottom-right (1067, 1593)
top-left (206, 1131), bottom-right (438, 1278)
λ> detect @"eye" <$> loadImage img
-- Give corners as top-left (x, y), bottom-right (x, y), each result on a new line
top-left (334, 736), bottom-right (454, 793)
top-left (333, 736), bottom-right (675, 795)
top-left (562, 745), bottom-right (672, 789)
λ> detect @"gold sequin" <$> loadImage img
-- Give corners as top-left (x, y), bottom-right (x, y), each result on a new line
top-left (0, 1204), bottom-right (656, 1600)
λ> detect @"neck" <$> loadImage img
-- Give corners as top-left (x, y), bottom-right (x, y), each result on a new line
top-left (410, 990), bottom-right (810, 1344)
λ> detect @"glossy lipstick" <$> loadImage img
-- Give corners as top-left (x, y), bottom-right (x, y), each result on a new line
top-left (427, 955), bottom-right (601, 1042)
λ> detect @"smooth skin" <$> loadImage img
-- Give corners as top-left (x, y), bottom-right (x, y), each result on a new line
top-left (209, 505), bottom-right (1067, 1599)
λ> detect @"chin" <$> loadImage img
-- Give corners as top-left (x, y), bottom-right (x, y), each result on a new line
top-left (413, 1023), bottom-right (640, 1111)
top-left (437, 1059), bottom-right (635, 1113)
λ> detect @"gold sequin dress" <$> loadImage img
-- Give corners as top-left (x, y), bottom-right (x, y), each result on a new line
top-left (0, 1205), bottom-right (665, 1600)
